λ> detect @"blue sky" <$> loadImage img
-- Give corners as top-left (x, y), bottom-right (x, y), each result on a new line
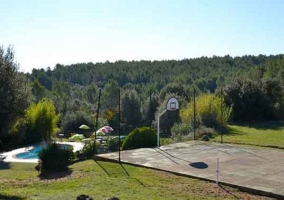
top-left (1, 0), bottom-right (284, 72)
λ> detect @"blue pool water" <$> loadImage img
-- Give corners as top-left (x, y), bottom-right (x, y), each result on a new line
top-left (16, 144), bottom-right (71, 159)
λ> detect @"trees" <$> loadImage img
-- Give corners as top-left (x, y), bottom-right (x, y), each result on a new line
top-left (0, 46), bottom-right (32, 150)
top-left (260, 79), bottom-right (284, 120)
top-left (25, 99), bottom-right (60, 143)
top-left (102, 79), bottom-right (120, 110)
top-left (31, 79), bottom-right (46, 102)
top-left (61, 111), bottom-right (94, 137)
top-left (24, 53), bottom-right (284, 132)
top-left (224, 80), bottom-right (263, 121)
top-left (222, 80), bottom-right (280, 122)
top-left (85, 84), bottom-right (98, 104)
top-left (121, 90), bottom-right (142, 127)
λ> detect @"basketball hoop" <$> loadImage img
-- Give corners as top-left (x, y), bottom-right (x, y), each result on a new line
top-left (166, 97), bottom-right (179, 111)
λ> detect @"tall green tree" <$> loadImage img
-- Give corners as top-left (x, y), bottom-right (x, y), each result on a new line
top-left (121, 90), bottom-right (142, 126)
top-left (85, 84), bottom-right (98, 104)
top-left (31, 79), bottom-right (46, 102)
top-left (102, 79), bottom-right (120, 110)
top-left (223, 80), bottom-right (268, 122)
top-left (25, 99), bottom-right (60, 143)
top-left (0, 46), bottom-right (32, 149)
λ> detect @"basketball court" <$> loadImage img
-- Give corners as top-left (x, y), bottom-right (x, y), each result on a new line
top-left (96, 141), bottom-right (284, 198)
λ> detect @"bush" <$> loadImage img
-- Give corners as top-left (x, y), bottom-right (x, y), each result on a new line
top-left (108, 138), bottom-right (119, 152)
top-left (180, 93), bottom-right (231, 129)
top-left (80, 141), bottom-right (98, 158)
top-left (171, 122), bottom-right (192, 137)
top-left (37, 143), bottom-right (75, 173)
top-left (160, 138), bottom-right (174, 146)
top-left (122, 127), bottom-right (157, 150)
top-left (171, 116), bottom-right (220, 142)
top-left (196, 126), bottom-right (217, 139)
top-left (108, 136), bottom-right (125, 152)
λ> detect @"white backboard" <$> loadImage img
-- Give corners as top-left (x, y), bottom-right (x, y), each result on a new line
top-left (166, 97), bottom-right (179, 111)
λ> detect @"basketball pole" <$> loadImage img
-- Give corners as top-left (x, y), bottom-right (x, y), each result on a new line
top-left (94, 88), bottom-right (101, 141)
top-left (157, 97), bottom-right (179, 148)
top-left (157, 109), bottom-right (167, 148)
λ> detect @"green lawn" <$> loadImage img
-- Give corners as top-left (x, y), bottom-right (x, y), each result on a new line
top-left (0, 160), bottom-right (272, 200)
top-left (213, 121), bottom-right (284, 148)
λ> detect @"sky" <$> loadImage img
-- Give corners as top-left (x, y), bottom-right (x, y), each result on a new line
top-left (1, 0), bottom-right (284, 73)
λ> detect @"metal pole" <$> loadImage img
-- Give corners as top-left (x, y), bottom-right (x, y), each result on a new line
top-left (95, 88), bottom-right (101, 140)
top-left (193, 88), bottom-right (196, 140)
top-left (216, 158), bottom-right (219, 184)
top-left (118, 88), bottom-right (121, 163)
top-left (157, 109), bottom-right (167, 148)
top-left (149, 89), bottom-right (152, 127)
top-left (220, 89), bottom-right (223, 143)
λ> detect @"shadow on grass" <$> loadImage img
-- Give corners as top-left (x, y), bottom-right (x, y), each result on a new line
top-left (224, 126), bottom-right (247, 136)
top-left (94, 160), bottom-right (110, 176)
top-left (38, 168), bottom-right (73, 180)
top-left (119, 163), bottom-right (145, 187)
top-left (230, 121), bottom-right (284, 131)
top-left (0, 194), bottom-right (25, 200)
top-left (93, 160), bottom-right (145, 187)
top-left (248, 121), bottom-right (284, 130)
top-left (0, 161), bottom-right (11, 170)
top-left (218, 184), bottom-right (239, 199)
top-left (119, 163), bottom-right (129, 176)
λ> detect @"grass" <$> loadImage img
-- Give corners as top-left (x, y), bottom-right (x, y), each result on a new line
top-left (213, 121), bottom-right (284, 148)
top-left (0, 160), bottom-right (273, 200)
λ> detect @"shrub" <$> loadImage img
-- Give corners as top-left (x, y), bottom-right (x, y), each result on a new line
top-left (122, 127), bottom-right (157, 150)
top-left (108, 136), bottom-right (125, 152)
top-left (171, 116), bottom-right (219, 141)
top-left (170, 121), bottom-right (192, 142)
top-left (108, 138), bottom-right (119, 152)
top-left (180, 93), bottom-right (231, 129)
top-left (80, 141), bottom-right (98, 158)
top-left (171, 122), bottom-right (192, 137)
top-left (160, 138), bottom-right (174, 146)
top-left (196, 126), bottom-right (217, 139)
top-left (37, 143), bottom-right (75, 173)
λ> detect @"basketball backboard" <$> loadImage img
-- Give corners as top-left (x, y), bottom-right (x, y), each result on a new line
top-left (166, 97), bottom-right (179, 111)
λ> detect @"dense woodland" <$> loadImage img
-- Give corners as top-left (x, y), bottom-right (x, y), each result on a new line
top-left (28, 54), bottom-right (284, 130)
top-left (1, 45), bottom-right (284, 150)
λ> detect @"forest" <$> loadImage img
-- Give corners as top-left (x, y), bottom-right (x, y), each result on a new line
top-left (1, 45), bottom-right (284, 150)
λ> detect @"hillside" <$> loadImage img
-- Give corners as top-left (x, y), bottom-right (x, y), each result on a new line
top-left (27, 54), bottom-right (284, 135)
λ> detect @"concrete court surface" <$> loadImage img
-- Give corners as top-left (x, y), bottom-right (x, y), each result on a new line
top-left (96, 141), bottom-right (284, 198)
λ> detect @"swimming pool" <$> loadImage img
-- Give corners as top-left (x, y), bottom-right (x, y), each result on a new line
top-left (15, 144), bottom-right (72, 159)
